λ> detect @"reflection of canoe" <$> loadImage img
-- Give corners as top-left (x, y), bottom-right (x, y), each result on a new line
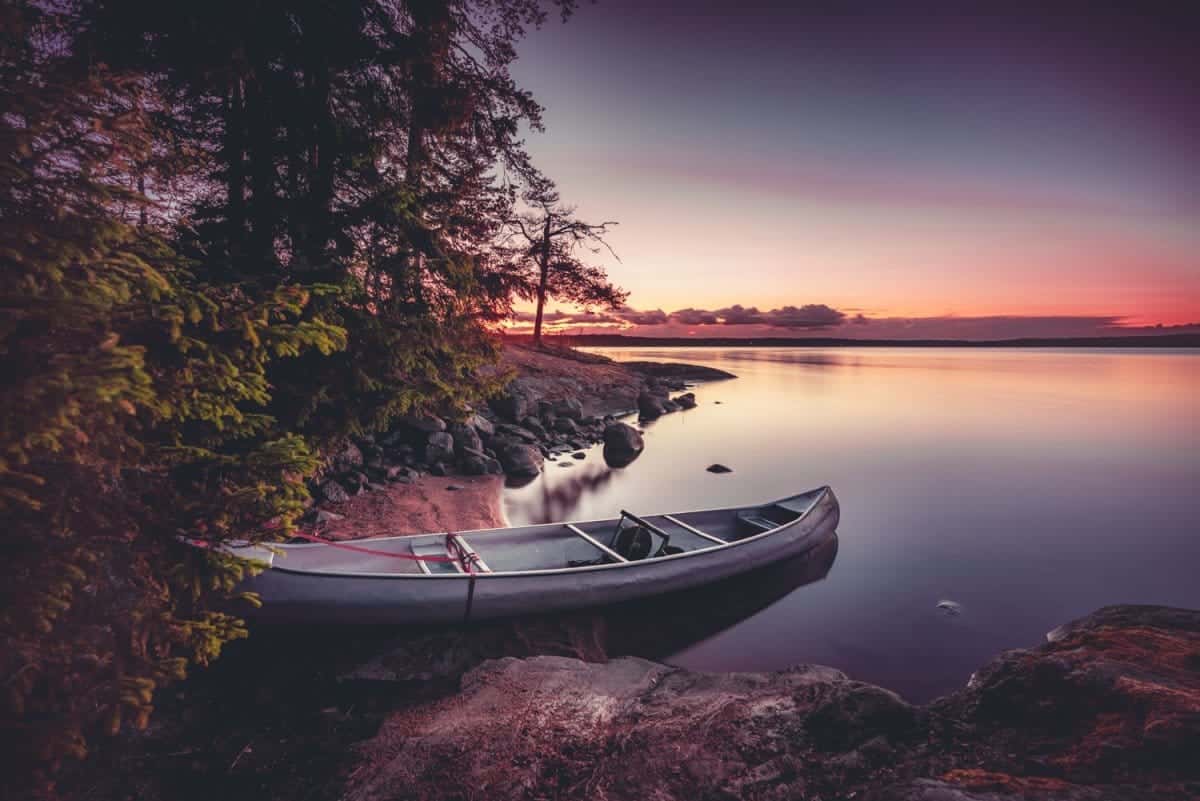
top-left (599, 532), bottom-right (839, 660)
top-left (225, 486), bottom-right (839, 625)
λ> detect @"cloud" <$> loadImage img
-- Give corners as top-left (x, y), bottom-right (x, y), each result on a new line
top-left (670, 307), bottom-right (720, 325)
top-left (761, 304), bottom-right (846, 328)
top-left (673, 303), bottom-right (846, 329)
top-left (614, 306), bottom-right (669, 326)
top-left (713, 304), bottom-right (766, 325)
top-left (509, 305), bottom-right (1200, 340)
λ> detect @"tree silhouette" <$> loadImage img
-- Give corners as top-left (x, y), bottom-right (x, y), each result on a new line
top-left (509, 185), bottom-right (627, 346)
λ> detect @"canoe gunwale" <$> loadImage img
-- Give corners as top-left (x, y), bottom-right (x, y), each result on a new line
top-left (262, 487), bottom-right (835, 581)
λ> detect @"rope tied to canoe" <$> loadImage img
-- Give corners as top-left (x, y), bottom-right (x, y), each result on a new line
top-left (288, 527), bottom-right (460, 565)
top-left (270, 531), bottom-right (481, 622)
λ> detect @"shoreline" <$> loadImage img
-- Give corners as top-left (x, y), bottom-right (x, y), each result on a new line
top-left (64, 604), bottom-right (1200, 801)
top-left (307, 344), bottom-right (734, 539)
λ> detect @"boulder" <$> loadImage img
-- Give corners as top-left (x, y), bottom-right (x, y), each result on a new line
top-left (553, 417), bottom-right (579, 435)
top-left (448, 423), bottom-right (483, 455)
top-left (458, 448), bottom-right (496, 476)
top-left (395, 413), bottom-right (446, 434)
top-left (661, 399), bottom-right (681, 413)
top-left (520, 416), bottom-right (549, 438)
top-left (637, 391), bottom-right (667, 419)
top-left (428, 462), bottom-right (448, 477)
top-left (804, 683), bottom-right (917, 751)
top-left (706, 463), bottom-right (733, 474)
top-left (602, 422), bottom-right (644, 468)
top-left (489, 381), bottom-right (538, 422)
top-left (319, 480), bottom-right (350, 504)
top-left (425, 431), bottom-right (455, 464)
top-left (552, 396), bottom-right (584, 420)
top-left (470, 413), bottom-right (495, 438)
top-left (329, 441), bottom-right (364, 473)
top-left (572, 451), bottom-right (586, 460)
top-left (675, 392), bottom-right (697, 409)
top-left (314, 510), bottom-right (343, 526)
top-left (495, 423), bottom-right (540, 444)
top-left (499, 443), bottom-right (543, 477)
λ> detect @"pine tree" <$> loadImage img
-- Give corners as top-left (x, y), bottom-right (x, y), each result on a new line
top-left (508, 183), bottom-right (628, 346)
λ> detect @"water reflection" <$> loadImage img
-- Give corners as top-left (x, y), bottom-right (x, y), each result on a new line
top-left (506, 346), bottom-right (1200, 701)
top-left (505, 461), bottom-right (618, 523)
top-left (308, 534), bottom-right (839, 685)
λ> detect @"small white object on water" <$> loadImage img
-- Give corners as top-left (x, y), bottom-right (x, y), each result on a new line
top-left (936, 600), bottom-right (963, 616)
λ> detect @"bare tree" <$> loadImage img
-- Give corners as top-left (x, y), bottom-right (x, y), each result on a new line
top-left (509, 185), bottom-right (627, 346)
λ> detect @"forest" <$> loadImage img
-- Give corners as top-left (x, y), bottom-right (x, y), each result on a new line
top-left (0, 1), bottom-right (623, 793)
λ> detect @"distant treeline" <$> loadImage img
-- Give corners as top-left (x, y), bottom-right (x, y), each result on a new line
top-left (0, 2), bottom-right (609, 793)
top-left (515, 333), bottom-right (1200, 349)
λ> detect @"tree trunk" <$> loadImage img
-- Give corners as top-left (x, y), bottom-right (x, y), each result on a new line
top-left (225, 79), bottom-right (246, 262)
top-left (532, 216), bottom-right (552, 347)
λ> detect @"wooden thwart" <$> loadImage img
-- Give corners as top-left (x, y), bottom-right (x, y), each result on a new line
top-left (662, 514), bottom-right (727, 544)
top-left (565, 524), bottom-right (627, 562)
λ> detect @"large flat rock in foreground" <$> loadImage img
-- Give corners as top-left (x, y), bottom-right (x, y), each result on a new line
top-left (344, 605), bottom-right (1200, 801)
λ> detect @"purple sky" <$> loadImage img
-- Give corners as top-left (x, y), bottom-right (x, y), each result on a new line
top-left (508, 1), bottom-right (1200, 339)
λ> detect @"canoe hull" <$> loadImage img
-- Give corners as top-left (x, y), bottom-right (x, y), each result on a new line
top-left (237, 487), bottom-right (839, 625)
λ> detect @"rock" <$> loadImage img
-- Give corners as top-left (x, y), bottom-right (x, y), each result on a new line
top-left (340, 471), bottom-right (369, 493)
top-left (558, 461), bottom-right (573, 467)
top-left (637, 390), bottom-right (667, 419)
top-left (384, 465), bottom-right (409, 481)
top-left (937, 605), bottom-right (1200, 786)
top-left (499, 444), bottom-right (543, 477)
top-left (706, 463), bottom-right (733, 473)
top-left (329, 441), bottom-right (364, 473)
top-left (470, 413), bottom-right (495, 438)
top-left (622, 361), bottom-right (737, 381)
top-left (448, 422), bottom-right (483, 455)
top-left (319, 480), bottom-right (350, 504)
top-left (675, 392), bottom-right (697, 409)
top-left (428, 462), bottom-right (448, 477)
top-left (489, 381), bottom-right (538, 422)
top-left (395, 413), bottom-right (446, 434)
top-left (424, 431), bottom-right (455, 464)
top-left (458, 448), bottom-right (494, 476)
top-left (937, 600), bottom-right (963, 616)
top-left (602, 422), bottom-right (644, 467)
top-left (805, 682), bottom-right (917, 751)
top-left (661, 399), bottom-right (681, 413)
top-left (519, 416), bottom-right (548, 438)
top-left (552, 396), bottom-right (584, 420)
top-left (495, 423), bottom-right (539, 444)
top-left (345, 656), bottom-right (857, 801)
top-left (366, 482), bottom-right (388, 492)
top-left (446, 484), bottom-right (464, 491)
top-left (572, 451), bottom-right (586, 460)
top-left (552, 416), bottom-right (578, 434)
top-left (314, 510), bottom-right (343, 526)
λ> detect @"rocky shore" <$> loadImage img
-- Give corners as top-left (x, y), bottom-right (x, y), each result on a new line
top-left (300, 345), bottom-right (734, 537)
top-left (65, 605), bottom-right (1199, 801)
top-left (342, 605), bottom-right (1200, 801)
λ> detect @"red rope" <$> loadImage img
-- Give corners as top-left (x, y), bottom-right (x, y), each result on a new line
top-left (289, 530), bottom-right (460, 564)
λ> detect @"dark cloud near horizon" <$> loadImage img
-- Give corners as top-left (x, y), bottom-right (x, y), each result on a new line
top-left (510, 307), bottom-right (1200, 339)
top-left (516, 303), bottom-right (850, 330)
top-left (681, 304), bottom-right (847, 329)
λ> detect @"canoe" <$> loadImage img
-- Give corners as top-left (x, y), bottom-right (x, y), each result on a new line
top-left (223, 485), bottom-right (839, 625)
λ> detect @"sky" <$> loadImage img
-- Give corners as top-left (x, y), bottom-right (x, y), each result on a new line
top-left (506, 0), bottom-right (1200, 339)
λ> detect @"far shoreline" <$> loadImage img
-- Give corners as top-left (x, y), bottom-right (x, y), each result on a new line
top-left (523, 332), bottom-right (1200, 349)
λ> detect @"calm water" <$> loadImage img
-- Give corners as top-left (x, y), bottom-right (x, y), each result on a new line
top-left (503, 347), bottom-right (1200, 702)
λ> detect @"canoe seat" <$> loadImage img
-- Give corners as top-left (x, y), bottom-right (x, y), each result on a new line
top-left (736, 513), bottom-right (778, 533)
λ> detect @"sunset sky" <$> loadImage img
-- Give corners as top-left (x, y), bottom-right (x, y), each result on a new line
top-left (508, 0), bottom-right (1200, 339)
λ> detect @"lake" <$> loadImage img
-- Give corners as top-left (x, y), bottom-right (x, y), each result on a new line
top-left (503, 347), bottom-right (1200, 702)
